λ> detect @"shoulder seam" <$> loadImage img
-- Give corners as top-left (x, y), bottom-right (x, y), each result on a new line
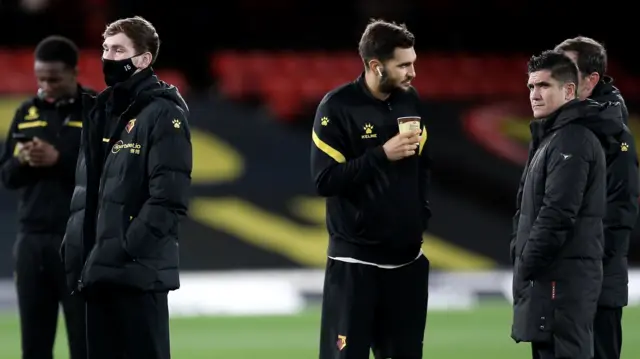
top-left (553, 124), bottom-right (599, 155)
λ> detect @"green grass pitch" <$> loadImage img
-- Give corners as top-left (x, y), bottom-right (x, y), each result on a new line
top-left (0, 304), bottom-right (638, 358)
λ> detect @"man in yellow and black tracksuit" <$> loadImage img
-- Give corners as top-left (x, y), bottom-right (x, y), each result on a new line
top-left (311, 20), bottom-right (431, 359)
top-left (0, 36), bottom-right (93, 359)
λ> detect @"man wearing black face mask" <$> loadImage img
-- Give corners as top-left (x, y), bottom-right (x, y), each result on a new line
top-left (0, 35), bottom-right (92, 359)
top-left (61, 16), bottom-right (192, 359)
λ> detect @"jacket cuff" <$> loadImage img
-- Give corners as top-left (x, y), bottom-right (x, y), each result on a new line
top-left (6, 157), bottom-right (23, 170)
top-left (368, 146), bottom-right (388, 165)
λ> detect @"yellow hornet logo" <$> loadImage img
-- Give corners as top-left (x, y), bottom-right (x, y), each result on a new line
top-left (24, 106), bottom-right (39, 120)
top-left (337, 335), bottom-right (347, 351)
top-left (125, 119), bottom-right (136, 133)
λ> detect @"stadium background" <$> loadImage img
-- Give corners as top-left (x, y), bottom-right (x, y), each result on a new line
top-left (0, 1), bottom-right (640, 358)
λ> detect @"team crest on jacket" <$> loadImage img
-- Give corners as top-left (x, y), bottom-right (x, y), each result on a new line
top-left (336, 335), bottom-right (347, 351)
top-left (125, 119), bottom-right (136, 133)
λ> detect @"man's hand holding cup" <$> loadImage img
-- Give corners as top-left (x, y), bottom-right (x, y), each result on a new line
top-left (383, 129), bottom-right (422, 161)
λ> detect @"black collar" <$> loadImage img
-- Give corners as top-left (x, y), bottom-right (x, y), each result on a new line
top-left (112, 67), bottom-right (155, 99)
top-left (591, 75), bottom-right (614, 98)
top-left (356, 72), bottom-right (399, 104)
top-left (531, 99), bottom-right (584, 140)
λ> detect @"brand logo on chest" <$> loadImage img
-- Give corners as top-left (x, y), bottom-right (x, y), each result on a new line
top-left (111, 140), bottom-right (142, 155)
top-left (361, 123), bottom-right (377, 139)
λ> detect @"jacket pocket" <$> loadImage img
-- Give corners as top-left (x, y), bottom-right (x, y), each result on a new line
top-left (513, 278), bottom-right (556, 343)
top-left (341, 198), bottom-right (373, 237)
top-left (530, 280), bottom-right (556, 335)
top-left (121, 208), bottom-right (134, 239)
top-left (123, 216), bottom-right (164, 259)
top-left (512, 261), bottom-right (530, 301)
top-left (89, 236), bottom-right (130, 267)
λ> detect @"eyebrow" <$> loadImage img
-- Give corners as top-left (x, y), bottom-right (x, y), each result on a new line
top-left (102, 44), bottom-right (125, 50)
top-left (527, 81), bottom-right (551, 89)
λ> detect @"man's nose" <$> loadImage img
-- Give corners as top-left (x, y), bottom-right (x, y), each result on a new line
top-left (530, 89), bottom-right (541, 100)
top-left (40, 82), bottom-right (53, 93)
top-left (408, 66), bottom-right (416, 78)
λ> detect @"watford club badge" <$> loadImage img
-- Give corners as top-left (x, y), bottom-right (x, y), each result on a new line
top-left (125, 119), bottom-right (136, 133)
top-left (336, 335), bottom-right (347, 351)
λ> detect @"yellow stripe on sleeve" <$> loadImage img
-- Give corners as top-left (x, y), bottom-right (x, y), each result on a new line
top-left (312, 130), bottom-right (346, 163)
top-left (66, 121), bottom-right (83, 128)
top-left (17, 121), bottom-right (47, 130)
top-left (419, 125), bottom-right (428, 155)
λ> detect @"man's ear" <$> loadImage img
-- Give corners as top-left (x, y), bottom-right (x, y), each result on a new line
top-left (367, 59), bottom-right (381, 75)
top-left (587, 72), bottom-right (601, 93)
top-left (565, 83), bottom-right (577, 100)
top-left (590, 72), bottom-right (601, 86)
top-left (136, 52), bottom-right (153, 69)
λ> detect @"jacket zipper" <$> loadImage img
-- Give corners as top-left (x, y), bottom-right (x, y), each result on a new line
top-left (75, 118), bottom-right (92, 294)
top-left (77, 102), bottom-right (134, 292)
top-left (96, 102), bottom-right (134, 221)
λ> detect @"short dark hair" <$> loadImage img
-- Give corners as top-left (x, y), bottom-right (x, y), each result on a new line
top-left (527, 50), bottom-right (579, 87)
top-left (34, 35), bottom-right (79, 68)
top-left (554, 36), bottom-right (607, 77)
top-left (103, 16), bottom-right (160, 64)
top-left (358, 19), bottom-right (415, 65)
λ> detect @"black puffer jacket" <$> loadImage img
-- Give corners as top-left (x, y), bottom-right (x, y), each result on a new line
top-left (511, 99), bottom-right (612, 358)
top-left (62, 69), bottom-right (192, 293)
top-left (587, 77), bottom-right (639, 307)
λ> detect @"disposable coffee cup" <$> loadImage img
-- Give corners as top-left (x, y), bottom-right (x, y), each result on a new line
top-left (397, 117), bottom-right (421, 146)
top-left (397, 116), bottom-right (421, 134)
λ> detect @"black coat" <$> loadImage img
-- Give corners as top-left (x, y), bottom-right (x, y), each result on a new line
top-left (511, 100), bottom-right (612, 358)
top-left (588, 76), bottom-right (639, 308)
top-left (62, 69), bottom-right (192, 293)
top-left (0, 87), bottom-right (95, 234)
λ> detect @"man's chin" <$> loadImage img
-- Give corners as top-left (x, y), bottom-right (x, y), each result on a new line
top-left (533, 110), bottom-right (549, 120)
top-left (380, 81), bottom-right (412, 94)
top-left (398, 83), bottom-right (412, 91)
top-left (532, 107), bottom-right (549, 119)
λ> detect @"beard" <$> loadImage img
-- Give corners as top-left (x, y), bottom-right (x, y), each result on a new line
top-left (378, 68), bottom-right (413, 94)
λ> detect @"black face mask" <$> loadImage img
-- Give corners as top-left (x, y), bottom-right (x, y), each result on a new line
top-left (102, 56), bottom-right (138, 87)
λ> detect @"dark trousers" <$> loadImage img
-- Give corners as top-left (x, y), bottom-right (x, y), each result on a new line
top-left (13, 233), bottom-right (86, 359)
top-left (594, 306), bottom-right (623, 359)
top-left (319, 255), bottom-right (430, 359)
top-left (531, 341), bottom-right (590, 359)
top-left (84, 285), bottom-right (170, 359)
top-left (531, 342), bottom-right (565, 359)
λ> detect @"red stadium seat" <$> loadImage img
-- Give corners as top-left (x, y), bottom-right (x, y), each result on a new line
top-left (207, 50), bottom-right (640, 121)
top-left (0, 49), bottom-right (187, 96)
top-left (259, 75), bottom-right (301, 120)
